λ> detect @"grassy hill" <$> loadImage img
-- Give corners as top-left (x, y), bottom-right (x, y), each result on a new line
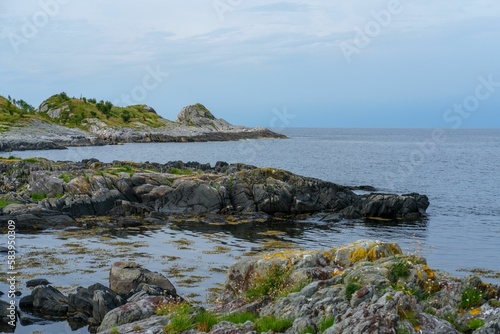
top-left (37, 92), bottom-right (168, 130)
top-left (0, 92), bottom-right (169, 132)
top-left (0, 95), bottom-right (44, 131)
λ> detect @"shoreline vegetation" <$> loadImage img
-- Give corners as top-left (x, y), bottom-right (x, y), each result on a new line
top-left (0, 93), bottom-right (286, 152)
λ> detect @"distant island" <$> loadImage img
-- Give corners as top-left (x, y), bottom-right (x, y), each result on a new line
top-left (0, 93), bottom-right (286, 152)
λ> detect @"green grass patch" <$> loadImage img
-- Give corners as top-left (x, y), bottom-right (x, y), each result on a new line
top-left (345, 282), bottom-right (362, 300)
top-left (59, 173), bottom-right (72, 183)
top-left (108, 164), bottom-right (135, 176)
top-left (0, 200), bottom-right (19, 209)
top-left (30, 193), bottom-right (47, 202)
top-left (221, 312), bottom-right (256, 324)
top-left (467, 318), bottom-right (485, 331)
top-left (318, 316), bottom-right (335, 332)
top-left (459, 287), bottom-right (483, 309)
top-left (170, 167), bottom-right (192, 175)
top-left (254, 315), bottom-right (293, 333)
top-left (194, 310), bottom-right (219, 332)
top-left (158, 302), bottom-right (194, 334)
top-left (391, 259), bottom-right (411, 280)
top-left (156, 301), bottom-right (293, 334)
top-left (23, 157), bottom-right (40, 163)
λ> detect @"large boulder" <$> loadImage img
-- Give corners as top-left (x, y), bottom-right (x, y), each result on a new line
top-left (92, 289), bottom-right (126, 324)
top-left (67, 283), bottom-right (124, 324)
top-left (175, 104), bottom-right (235, 131)
top-left (97, 296), bottom-right (169, 332)
top-left (20, 285), bottom-right (69, 318)
top-left (109, 262), bottom-right (176, 295)
top-left (341, 193), bottom-right (429, 220)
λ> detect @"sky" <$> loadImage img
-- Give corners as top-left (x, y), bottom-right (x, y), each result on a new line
top-left (1, 0), bottom-right (499, 128)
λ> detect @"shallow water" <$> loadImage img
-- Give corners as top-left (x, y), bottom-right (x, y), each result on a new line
top-left (1, 128), bottom-right (499, 333)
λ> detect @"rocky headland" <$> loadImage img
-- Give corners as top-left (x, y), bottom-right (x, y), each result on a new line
top-left (0, 94), bottom-right (286, 152)
top-left (2, 240), bottom-right (499, 333)
top-left (0, 158), bottom-right (429, 231)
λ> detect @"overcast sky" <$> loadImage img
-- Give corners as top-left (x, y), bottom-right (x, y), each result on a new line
top-left (1, 1), bottom-right (499, 128)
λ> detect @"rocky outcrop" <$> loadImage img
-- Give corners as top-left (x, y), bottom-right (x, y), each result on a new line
top-left (89, 240), bottom-right (500, 334)
top-left (341, 192), bottom-right (430, 220)
top-left (0, 159), bottom-right (429, 231)
top-left (213, 240), bottom-right (500, 334)
top-left (16, 263), bottom-right (181, 332)
top-left (176, 104), bottom-right (233, 131)
top-left (109, 262), bottom-right (176, 295)
top-left (97, 296), bottom-right (171, 332)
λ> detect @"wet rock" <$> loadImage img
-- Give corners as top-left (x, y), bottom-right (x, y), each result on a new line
top-left (0, 299), bottom-right (17, 325)
top-left (18, 309), bottom-right (51, 326)
top-left (26, 285), bottom-right (69, 318)
top-left (341, 192), bottom-right (429, 220)
top-left (109, 262), bottom-right (176, 295)
top-left (26, 278), bottom-right (51, 288)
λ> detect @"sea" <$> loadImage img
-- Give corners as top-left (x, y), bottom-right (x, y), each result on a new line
top-left (1, 128), bottom-right (499, 334)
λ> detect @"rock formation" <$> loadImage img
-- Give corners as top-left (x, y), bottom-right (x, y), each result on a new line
top-left (0, 158), bottom-right (429, 230)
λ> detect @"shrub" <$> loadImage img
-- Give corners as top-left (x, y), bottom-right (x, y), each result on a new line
top-left (246, 263), bottom-right (291, 301)
top-left (59, 92), bottom-right (70, 101)
top-left (121, 110), bottom-right (131, 123)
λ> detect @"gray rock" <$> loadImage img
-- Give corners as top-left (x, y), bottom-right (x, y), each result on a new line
top-left (97, 296), bottom-right (169, 332)
top-left (97, 315), bottom-right (168, 334)
top-left (0, 299), bottom-right (17, 325)
top-left (29, 285), bottom-right (69, 317)
top-left (109, 262), bottom-right (176, 295)
top-left (92, 288), bottom-right (125, 324)
top-left (26, 278), bottom-right (51, 288)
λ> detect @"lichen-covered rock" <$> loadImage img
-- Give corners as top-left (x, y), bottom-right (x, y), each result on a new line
top-left (1, 159), bottom-right (429, 232)
top-left (217, 240), bottom-right (499, 334)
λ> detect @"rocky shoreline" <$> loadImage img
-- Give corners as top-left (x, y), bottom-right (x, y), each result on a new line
top-left (2, 240), bottom-right (499, 333)
top-left (0, 103), bottom-right (287, 152)
top-left (0, 158), bottom-right (429, 232)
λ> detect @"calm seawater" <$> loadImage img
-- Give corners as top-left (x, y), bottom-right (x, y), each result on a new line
top-left (1, 128), bottom-right (499, 333)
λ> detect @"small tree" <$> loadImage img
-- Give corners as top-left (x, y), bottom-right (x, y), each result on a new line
top-left (121, 110), bottom-right (131, 123)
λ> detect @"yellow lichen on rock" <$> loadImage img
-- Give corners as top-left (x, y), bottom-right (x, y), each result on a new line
top-left (350, 246), bottom-right (368, 264)
top-left (469, 307), bottom-right (482, 315)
